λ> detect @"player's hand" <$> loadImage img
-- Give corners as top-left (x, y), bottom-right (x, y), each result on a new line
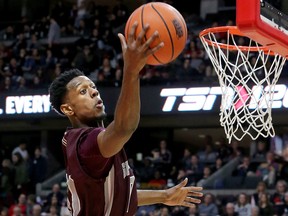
top-left (162, 178), bottom-right (203, 208)
top-left (118, 21), bottom-right (164, 75)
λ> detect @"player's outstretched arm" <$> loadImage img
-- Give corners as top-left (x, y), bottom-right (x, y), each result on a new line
top-left (97, 22), bottom-right (164, 158)
top-left (137, 178), bottom-right (203, 208)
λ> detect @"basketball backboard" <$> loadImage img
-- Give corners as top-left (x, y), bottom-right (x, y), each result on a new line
top-left (199, 0), bottom-right (288, 142)
top-left (236, 0), bottom-right (288, 58)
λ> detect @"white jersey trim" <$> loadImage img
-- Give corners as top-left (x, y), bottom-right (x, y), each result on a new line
top-left (66, 174), bottom-right (81, 216)
top-left (104, 165), bottom-right (115, 216)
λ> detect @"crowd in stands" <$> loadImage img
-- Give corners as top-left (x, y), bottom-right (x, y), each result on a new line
top-left (1, 0), bottom-right (287, 92)
top-left (1, 133), bottom-right (288, 215)
top-left (0, 0), bottom-right (224, 93)
top-left (1, 0), bottom-right (288, 215)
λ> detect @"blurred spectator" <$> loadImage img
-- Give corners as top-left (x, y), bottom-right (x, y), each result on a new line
top-left (186, 154), bottom-right (204, 185)
top-left (251, 206), bottom-right (259, 216)
top-left (11, 33), bottom-right (27, 56)
top-left (96, 56), bottom-right (116, 85)
top-left (0, 75), bottom-right (13, 92)
top-left (178, 147), bottom-right (192, 171)
top-left (203, 64), bottom-right (217, 82)
top-left (250, 181), bottom-right (267, 207)
top-left (72, 45), bottom-right (96, 76)
top-left (31, 16), bottom-right (50, 39)
top-left (198, 193), bottom-right (219, 216)
top-left (74, 19), bottom-right (90, 38)
top-left (197, 142), bottom-right (218, 163)
top-left (74, 0), bottom-right (88, 28)
top-left (270, 179), bottom-right (287, 215)
top-left (148, 148), bottom-right (163, 171)
top-left (31, 204), bottom-right (42, 216)
top-left (0, 43), bottom-right (9, 61)
top-left (170, 205), bottom-right (187, 215)
top-left (175, 58), bottom-right (200, 82)
top-left (258, 192), bottom-right (273, 216)
top-left (232, 156), bottom-right (255, 177)
top-left (88, 28), bottom-right (105, 59)
top-left (187, 205), bottom-right (199, 216)
top-left (111, 0), bottom-right (129, 29)
top-left (270, 134), bottom-right (284, 156)
top-left (10, 205), bottom-right (23, 216)
top-left (210, 157), bottom-right (224, 173)
top-left (43, 196), bottom-right (61, 215)
top-left (43, 183), bottom-right (64, 208)
top-left (137, 157), bottom-right (155, 183)
top-left (11, 153), bottom-right (29, 200)
top-left (0, 207), bottom-right (8, 216)
top-left (255, 151), bottom-right (279, 187)
top-left (176, 168), bottom-right (187, 185)
top-left (159, 206), bottom-right (170, 216)
top-left (8, 193), bottom-right (27, 216)
top-left (50, 1), bottom-right (70, 28)
top-left (8, 58), bottom-right (23, 84)
top-left (159, 140), bottom-right (172, 165)
top-left (42, 49), bottom-right (57, 72)
top-left (31, 49), bottom-right (42, 69)
top-left (12, 140), bottom-right (29, 161)
top-left (113, 66), bottom-right (123, 87)
top-left (26, 34), bottom-right (43, 51)
top-left (158, 139), bottom-right (172, 177)
top-left (47, 17), bottom-right (61, 49)
top-left (30, 75), bottom-right (45, 90)
top-left (222, 202), bottom-right (238, 216)
top-left (0, 159), bottom-right (14, 206)
top-left (28, 147), bottom-right (48, 194)
top-left (136, 205), bottom-right (156, 216)
top-left (252, 140), bottom-right (268, 161)
top-left (147, 170), bottom-right (167, 189)
top-left (16, 77), bottom-right (28, 92)
top-left (26, 194), bottom-right (37, 216)
top-left (282, 192), bottom-right (288, 216)
top-left (60, 198), bottom-right (70, 216)
top-left (196, 165), bottom-right (212, 187)
top-left (0, 58), bottom-right (5, 78)
top-left (2, 26), bottom-right (15, 40)
top-left (57, 46), bottom-right (73, 71)
top-left (234, 193), bottom-right (252, 216)
top-left (228, 140), bottom-right (244, 159)
top-left (275, 146), bottom-right (288, 182)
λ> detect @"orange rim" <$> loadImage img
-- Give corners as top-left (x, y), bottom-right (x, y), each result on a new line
top-left (199, 26), bottom-right (275, 55)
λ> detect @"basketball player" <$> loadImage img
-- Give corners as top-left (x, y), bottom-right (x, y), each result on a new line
top-left (49, 22), bottom-right (203, 216)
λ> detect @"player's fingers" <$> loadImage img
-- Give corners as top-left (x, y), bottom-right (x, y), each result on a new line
top-left (143, 31), bottom-right (164, 54)
top-left (127, 21), bottom-right (138, 44)
top-left (117, 33), bottom-right (127, 51)
top-left (136, 24), bottom-right (149, 45)
top-left (186, 186), bottom-right (203, 192)
top-left (181, 201), bottom-right (200, 208)
top-left (187, 191), bottom-right (203, 197)
top-left (185, 196), bottom-right (202, 204)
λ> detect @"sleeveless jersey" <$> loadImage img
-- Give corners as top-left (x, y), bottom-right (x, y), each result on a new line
top-left (61, 127), bottom-right (138, 216)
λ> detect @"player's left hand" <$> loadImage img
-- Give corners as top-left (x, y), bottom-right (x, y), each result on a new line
top-left (162, 178), bottom-right (203, 207)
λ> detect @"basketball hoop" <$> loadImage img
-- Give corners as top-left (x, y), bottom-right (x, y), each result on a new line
top-left (199, 26), bottom-right (287, 142)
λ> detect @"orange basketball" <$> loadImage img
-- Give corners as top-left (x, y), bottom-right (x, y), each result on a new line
top-left (124, 2), bottom-right (187, 65)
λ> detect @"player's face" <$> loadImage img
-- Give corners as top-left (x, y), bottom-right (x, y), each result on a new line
top-left (64, 76), bottom-right (106, 124)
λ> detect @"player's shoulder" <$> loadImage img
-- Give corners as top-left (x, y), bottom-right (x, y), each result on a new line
top-left (65, 127), bottom-right (103, 136)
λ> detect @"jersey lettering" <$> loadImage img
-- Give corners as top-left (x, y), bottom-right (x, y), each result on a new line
top-left (122, 161), bottom-right (130, 178)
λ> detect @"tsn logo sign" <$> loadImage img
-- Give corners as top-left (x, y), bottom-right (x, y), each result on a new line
top-left (160, 84), bottom-right (288, 112)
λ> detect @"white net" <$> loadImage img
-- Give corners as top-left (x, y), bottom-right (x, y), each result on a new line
top-left (199, 26), bottom-right (287, 142)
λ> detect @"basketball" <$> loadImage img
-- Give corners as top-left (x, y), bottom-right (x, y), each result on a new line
top-left (124, 2), bottom-right (187, 65)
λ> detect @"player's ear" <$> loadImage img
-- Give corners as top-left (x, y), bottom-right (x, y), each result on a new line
top-left (60, 104), bottom-right (74, 116)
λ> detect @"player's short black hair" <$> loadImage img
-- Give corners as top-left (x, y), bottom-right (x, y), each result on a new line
top-left (49, 68), bottom-right (84, 115)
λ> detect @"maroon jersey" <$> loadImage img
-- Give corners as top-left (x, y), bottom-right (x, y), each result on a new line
top-left (61, 127), bottom-right (138, 216)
